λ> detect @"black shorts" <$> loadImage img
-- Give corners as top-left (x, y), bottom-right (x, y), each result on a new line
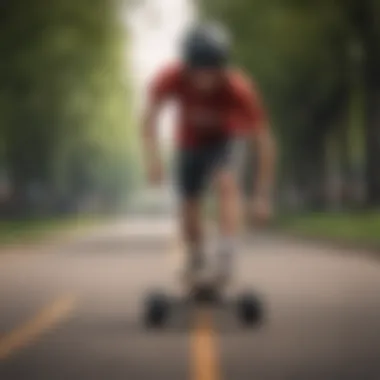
top-left (176, 139), bottom-right (235, 200)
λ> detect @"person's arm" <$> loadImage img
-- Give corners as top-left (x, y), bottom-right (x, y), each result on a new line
top-left (141, 65), bottom-right (178, 184)
top-left (236, 76), bottom-right (277, 221)
top-left (142, 100), bottom-right (162, 183)
top-left (252, 121), bottom-right (276, 200)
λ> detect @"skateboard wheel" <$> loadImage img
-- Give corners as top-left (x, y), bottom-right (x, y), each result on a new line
top-left (144, 292), bottom-right (170, 328)
top-left (236, 293), bottom-right (262, 326)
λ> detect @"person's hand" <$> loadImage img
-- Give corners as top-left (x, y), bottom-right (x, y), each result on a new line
top-left (249, 194), bottom-right (273, 227)
top-left (147, 160), bottom-right (164, 186)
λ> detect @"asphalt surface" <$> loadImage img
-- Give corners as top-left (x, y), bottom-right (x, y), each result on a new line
top-left (1, 216), bottom-right (380, 380)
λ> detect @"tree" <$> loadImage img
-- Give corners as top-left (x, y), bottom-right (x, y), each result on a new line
top-left (0, 0), bottom-right (140, 216)
top-left (201, 0), bottom-right (380, 210)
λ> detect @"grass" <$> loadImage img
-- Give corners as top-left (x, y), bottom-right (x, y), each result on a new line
top-left (278, 211), bottom-right (380, 248)
top-left (0, 215), bottom-right (102, 247)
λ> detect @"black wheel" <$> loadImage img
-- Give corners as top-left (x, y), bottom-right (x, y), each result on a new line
top-left (236, 293), bottom-right (262, 326)
top-left (144, 292), bottom-right (170, 328)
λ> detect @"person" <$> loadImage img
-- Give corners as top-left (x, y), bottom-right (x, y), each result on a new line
top-left (141, 21), bottom-right (276, 285)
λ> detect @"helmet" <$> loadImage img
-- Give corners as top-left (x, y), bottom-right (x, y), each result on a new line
top-left (181, 22), bottom-right (231, 69)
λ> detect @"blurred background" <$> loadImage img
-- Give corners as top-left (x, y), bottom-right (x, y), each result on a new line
top-left (1, 2), bottom-right (380, 379)
top-left (0, 0), bottom-right (379, 246)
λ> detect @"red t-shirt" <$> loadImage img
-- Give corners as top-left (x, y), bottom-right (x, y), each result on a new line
top-left (148, 62), bottom-right (267, 148)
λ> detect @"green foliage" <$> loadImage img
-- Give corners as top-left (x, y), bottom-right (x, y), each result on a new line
top-left (0, 0), bottom-right (140, 214)
top-left (0, 215), bottom-right (102, 245)
top-left (279, 211), bottom-right (380, 248)
top-left (201, 0), bottom-right (380, 208)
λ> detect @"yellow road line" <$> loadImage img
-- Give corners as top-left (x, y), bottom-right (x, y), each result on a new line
top-left (191, 308), bottom-right (220, 380)
top-left (0, 295), bottom-right (77, 360)
top-left (172, 230), bottom-right (221, 380)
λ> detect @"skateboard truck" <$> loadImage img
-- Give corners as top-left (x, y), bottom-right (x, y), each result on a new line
top-left (143, 282), bottom-right (263, 328)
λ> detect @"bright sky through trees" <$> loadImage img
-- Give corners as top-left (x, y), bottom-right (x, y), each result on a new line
top-left (128, 0), bottom-right (195, 146)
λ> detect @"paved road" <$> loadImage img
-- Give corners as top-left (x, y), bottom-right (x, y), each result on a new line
top-left (0, 217), bottom-right (380, 380)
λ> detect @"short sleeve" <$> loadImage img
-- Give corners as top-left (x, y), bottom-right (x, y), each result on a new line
top-left (147, 63), bottom-right (181, 105)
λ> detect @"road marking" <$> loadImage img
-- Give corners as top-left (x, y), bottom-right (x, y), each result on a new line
top-left (172, 228), bottom-right (221, 379)
top-left (191, 308), bottom-right (221, 380)
top-left (0, 295), bottom-right (77, 360)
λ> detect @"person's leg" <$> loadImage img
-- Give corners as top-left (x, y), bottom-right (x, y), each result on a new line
top-left (177, 149), bottom-right (208, 280)
top-left (213, 168), bottom-right (242, 282)
top-left (215, 169), bottom-right (241, 240)
top-left (203, 138), bottom-right (242, 284)
top-left (179, 198), bottom-right (204, 275)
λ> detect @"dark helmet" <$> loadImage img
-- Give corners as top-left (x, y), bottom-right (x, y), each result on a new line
top-left (181, 22), bottom-right (231, 69)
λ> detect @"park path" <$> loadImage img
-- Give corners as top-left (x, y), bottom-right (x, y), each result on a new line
top-left (0, 216), bottom-right (379, 380)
